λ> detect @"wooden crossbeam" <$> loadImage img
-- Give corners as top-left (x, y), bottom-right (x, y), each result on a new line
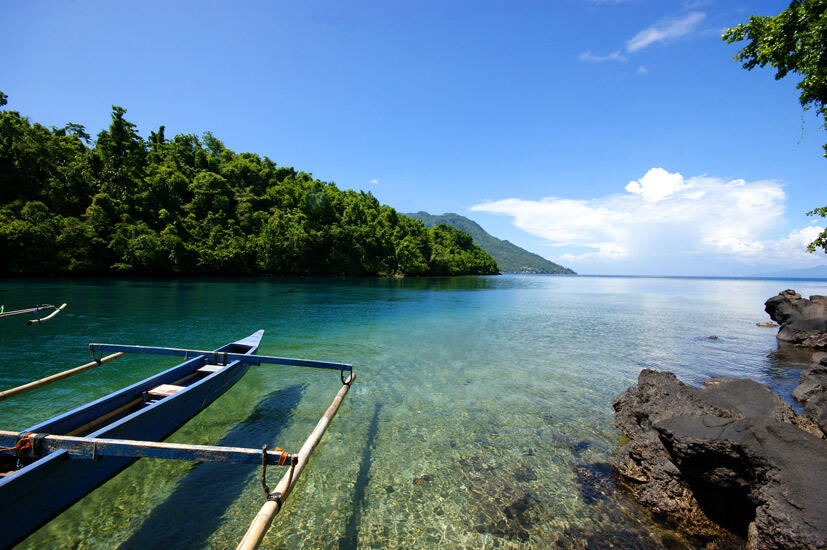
top-left (89, 343), bottom-right (353, 373)
top-left (0, 431), bottom-right (297, 466)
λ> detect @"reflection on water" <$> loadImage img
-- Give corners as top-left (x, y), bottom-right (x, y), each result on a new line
top-left (0, 275), bottom-right (825, 548)
top-left (339, 403), bottom-right (382, 550)
top-left (119, 384), bottom-right (305, 550)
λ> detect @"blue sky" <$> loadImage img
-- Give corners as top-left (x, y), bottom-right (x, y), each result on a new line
top-left (1, 0), bottom-right (825, 275)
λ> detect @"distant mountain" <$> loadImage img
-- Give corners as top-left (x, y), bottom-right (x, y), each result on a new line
top-left (754, 265), bottom-right (827, 279)
top-left (406, 212), bottom-right (575, 274)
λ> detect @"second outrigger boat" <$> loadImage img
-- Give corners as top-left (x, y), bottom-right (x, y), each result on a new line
top-left (0, 330), bottom-right (354, 549)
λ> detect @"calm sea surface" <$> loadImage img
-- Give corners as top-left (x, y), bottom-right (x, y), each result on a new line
top-left (1, 275), bottom-right (825, 549)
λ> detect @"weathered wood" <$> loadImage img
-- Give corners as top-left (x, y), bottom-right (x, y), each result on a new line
top-left (65, 397), bottom-right (144, 436)
top-left (0, 330), bottom-right (264, 549)
top-left (65, 366), bottom-right (213, 437)
top-left (89, 343), bottom-right (353, 373)
top-left (0, 431), bottom-right (297, 466)
top-left (0, 305), bottom-right (53, 318)
top-left (27, 303), bottom-right (67, 325)
top-left (236, 373), bottom-right (355, 550)
top-left (0, 352), bottom-right (125, 402)
top-left (197, 364), bottom-right (224, 374)
top-left (147, 384), bottom-right (184, 398)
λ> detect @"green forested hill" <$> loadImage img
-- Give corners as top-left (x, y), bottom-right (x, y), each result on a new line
top-left (0, 97), bottom-right (497, 276)
top-left (406, 212), bottom-right (575, 274)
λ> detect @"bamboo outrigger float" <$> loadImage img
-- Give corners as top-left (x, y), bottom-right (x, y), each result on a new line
top-left (0, 330), bottom-right (354, 549)
top-left (0, 303), bottom-right (67, 325)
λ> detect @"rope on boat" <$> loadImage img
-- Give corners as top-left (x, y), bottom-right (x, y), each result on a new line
top-left (260, 444), bottom-right (296, 508)
top-left (0, 433), bottom-right (34, 458)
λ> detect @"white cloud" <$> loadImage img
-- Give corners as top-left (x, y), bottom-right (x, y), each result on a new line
top-left (626, 12), bottom-right (706, 52)
top-left (369, 178), bottom-right (378, 184)
top-left (637, 66), bottom-right (648, 75)
top-left (625, 167), bottom-right (687, 201)
top-left (578, 11), bottom-right (706, 64)
top-left (578, 50), bottom-right (627, 63)
top-left (470, 168), bottom-right (826, 273)
top-left (683, 0), bottom-right (714, 9)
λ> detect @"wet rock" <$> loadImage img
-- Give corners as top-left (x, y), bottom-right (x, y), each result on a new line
top-left (459, 455), bottom-right (539, 541)
top-left (573, 462), bottom-right (615, 504)
top-left (551, 432), bottom-right (593, 455)
top-left (475, 492), bottom-right (539, 541)
top-left (792, 357), bottom-right (827, 434)
top-left (503, 493), bottom-right (535, 520)
top-left (764, 290), bottom-right (827, 348)
top-left (513, 465), bottom-right (537, 482)
top-left (556, 525), bottom-right (665, 549)
top-left (708, 335), bottom-right (718, 340)
top-left (802, 393), bottom-right (827, 435)
top-left (792, 362), bottom-right (827, 402)
top-left (574, 440), bottom-right (591, 452)
top-left (613, 369), bottom-right (827, 548)
top-left (412, 474), bottom-right (433, 485)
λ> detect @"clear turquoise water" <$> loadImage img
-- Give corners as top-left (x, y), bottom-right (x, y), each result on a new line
top-left (1, 275), bottom-right (825, 549)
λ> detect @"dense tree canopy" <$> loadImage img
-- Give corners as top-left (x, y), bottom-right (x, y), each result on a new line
top-left (0, 96), bottom-right (498, 276)
top-left (723, 0), bottom-right (827, 254)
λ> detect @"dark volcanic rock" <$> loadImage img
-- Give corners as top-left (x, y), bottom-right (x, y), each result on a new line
top-left (792, 356), bottom-right (827, 434)
top-left (764, 289), bottom-right (827, 348)
top-left (612, 369), bottom-right (827, 549)
top-left (656, 415), bottom-right (827, 549)
top-left (573, 462), bottom-right (615, 504)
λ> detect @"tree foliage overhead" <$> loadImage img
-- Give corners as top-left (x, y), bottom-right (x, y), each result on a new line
top-left (723, 0), bottom-right (827, 254)
top-left (723, 0), bottom-right (827, 155)
top-left (0, 97), bottom-right (498, 276)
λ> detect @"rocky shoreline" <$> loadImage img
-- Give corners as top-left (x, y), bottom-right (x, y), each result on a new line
top-left (611, 290), bottom-right (827, 549)
top-left (764, 289), bottom-right (827, 348)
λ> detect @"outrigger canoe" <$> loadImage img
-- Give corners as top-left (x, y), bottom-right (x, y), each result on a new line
top-left (0, 330), bottom-right (355, 549)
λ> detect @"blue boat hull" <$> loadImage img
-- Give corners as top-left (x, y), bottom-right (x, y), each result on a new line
top-left (0, 331), bottom-right (264, 549)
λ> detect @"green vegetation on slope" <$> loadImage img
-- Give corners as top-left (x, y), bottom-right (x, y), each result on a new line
top-left (0, 98), bottom-right (497, 276)
top-left (406, 212), bottom-right (575, 274)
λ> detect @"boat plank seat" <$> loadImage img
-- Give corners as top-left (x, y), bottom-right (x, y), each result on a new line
top-left (197, 364), bottom-right (224, 374)
top-left (147, 384), bottom-right (185, 398)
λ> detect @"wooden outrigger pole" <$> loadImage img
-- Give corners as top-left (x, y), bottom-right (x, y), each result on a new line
top-left (236, 372), bottom-right (355, 550)
top-left (0, 303), bottom-right (67, 324)
top-left (0, 353), bottom-right (124, 402)
top-left (27, 303), bottom-right (68, 325)
top-left (0, 333), bottom-right (355, 547)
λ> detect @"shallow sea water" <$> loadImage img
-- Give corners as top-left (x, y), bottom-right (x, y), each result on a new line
top-left (1, 275), bottom-right (825, 549)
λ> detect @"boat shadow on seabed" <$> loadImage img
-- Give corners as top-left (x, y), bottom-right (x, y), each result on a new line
top-left (119, 383), bottom-right (306, 550)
